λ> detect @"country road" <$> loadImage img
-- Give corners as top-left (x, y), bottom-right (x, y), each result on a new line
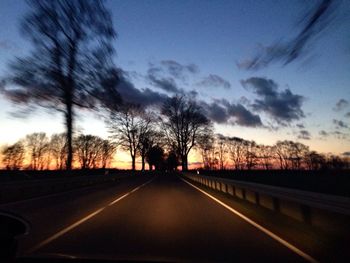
top-left (1, 173), bottom-right (345, 262)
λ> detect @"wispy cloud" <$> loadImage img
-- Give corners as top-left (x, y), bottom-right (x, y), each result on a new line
top-left (333, 119), bottom-right (349, 129)
top-left (333, 99), bottom-right (349, 111)
top-left (196, 74), bottom-right (231, 90)
top-left (298, 130), bottom-right (311, 140)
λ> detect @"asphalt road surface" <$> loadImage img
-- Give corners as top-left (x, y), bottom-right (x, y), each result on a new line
top-left (1, 173), bottom-right (314, 262)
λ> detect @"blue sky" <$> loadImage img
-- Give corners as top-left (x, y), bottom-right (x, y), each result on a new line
top-left (0, 0), bottom-right (349, 156)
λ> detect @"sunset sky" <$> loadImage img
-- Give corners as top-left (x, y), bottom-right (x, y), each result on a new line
top-left (0, 0), bottom-right (349, 168)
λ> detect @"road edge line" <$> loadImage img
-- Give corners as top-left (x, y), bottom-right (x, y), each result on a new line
top-left (180, 177), bottom-right (319, 263)
top-left (26, 177), bottom-right (156, 254)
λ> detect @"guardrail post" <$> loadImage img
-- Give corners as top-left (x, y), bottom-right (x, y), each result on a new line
top-left (301, 205), bottom-right (311, 224)
top-left (273, 197), bottom-right (280, 212)
top-left (255, 192), bottom-right (260, 205)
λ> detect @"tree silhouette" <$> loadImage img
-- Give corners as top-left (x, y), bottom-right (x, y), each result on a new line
top-left (74, 134), bottom-right (104, 169)
top-left (108, 104), bottom-right (152, 171)
top-left (2, 0), bottom-right (118, 170)
top-left (146, 145), bottom-right (164, 171)
top-left (25, 132), bottom-right (49, 170)
top-left (2, 142), bottom-right (25, 170)
top-left (49, 133), bottom-right (67, 170)
top-left (165, 150), bottom-right (179, 171)
top-left (228, 137), bottom-right (245, 170)
top-left (161, 95), bottom-right (211, 171)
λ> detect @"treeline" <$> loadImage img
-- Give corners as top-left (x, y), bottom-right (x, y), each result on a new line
top-left (1, 133), bottom-right (116, 170)
top-left (197, 134), bottom-right (350, 171)
top-left (2, 95), bottom-right (349, 172)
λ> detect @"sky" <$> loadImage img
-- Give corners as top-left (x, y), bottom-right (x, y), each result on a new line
top-left (0, 0), bottom-right (349, 168)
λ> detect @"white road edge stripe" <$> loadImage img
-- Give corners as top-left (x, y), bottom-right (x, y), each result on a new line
top-left (181, 178), bottom-right (319, 263)
top-left (27, 177), bottom-right (155, 253)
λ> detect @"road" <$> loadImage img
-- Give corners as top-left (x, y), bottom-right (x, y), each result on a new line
top-left (1, 173), bottom-right (317, 262)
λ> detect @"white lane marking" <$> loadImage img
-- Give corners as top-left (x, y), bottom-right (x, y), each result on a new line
top-left (27, 177), bottom-right (155, 253)
top-left (181, 178), bottom-right (319, 263)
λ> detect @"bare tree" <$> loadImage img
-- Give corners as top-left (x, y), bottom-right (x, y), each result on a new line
top-left (197, 131), bottom-right (217, 170)
top-left (161, 95), bottom-right (211, 171)
top-left (289, 142), bottom-right (309, 169)
top-left (25, 132), bottom-right (49, 170)
top-left (2, 142), bottom-right (25, 170)
top-left (74, 134), bottom-right (104, 169)
top-left (273, 140), bottom-right (291, 170)
top-left (256, 144), bottom-right (273, 170)
top-left (2, 0), bottom-right (118, 170)
top-left (228, 137), bottom-right (245, 170)
top-left (49, 133), bottom-right (67, 170)
top-left (108, 104), bottom-right (152, 171)
top-left (304, 151), bottom-right (326, 170)
top-left (216, 134), bottom-right (229, 170)
top-left (100, 139), bottom-right (117, 169)
top-left (243, 140), bottom-right (258, 170)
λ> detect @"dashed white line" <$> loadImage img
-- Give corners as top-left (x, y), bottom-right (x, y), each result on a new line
top-left (27, 177), bottom-right (155, 253)
top-left (181, 178), bottom-right (319, 263)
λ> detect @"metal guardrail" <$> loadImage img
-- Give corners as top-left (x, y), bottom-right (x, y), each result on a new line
top-left (182, 173), bottom-right (350, 228)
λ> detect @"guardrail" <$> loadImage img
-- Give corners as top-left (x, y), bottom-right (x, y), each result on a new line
top-left (0, 173), bottom-right (127, 204)
top-left (183, 173), bottom-right (350, 230)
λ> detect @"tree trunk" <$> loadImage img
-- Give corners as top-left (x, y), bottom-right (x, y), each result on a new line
top-left (131, 155), bottom-right (136, 171)
top-left (181, 155), bottom-right (188, 171)
top-left (141, 155), bottom-right (145, 171)
top-left (65, 97), bottom-right (73, 170)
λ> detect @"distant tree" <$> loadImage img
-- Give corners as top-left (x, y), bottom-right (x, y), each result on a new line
top-left (166, 150), bottom-right (179, 171)
top-left (327, 155), bottom-right (346, 170)
top-left (108, 104), bottom-right (152, 171)
top-left (49, 133), bottom-right (67, 170)
top-left (2, 142), bottom-right (25, 170)
top-left (216, 134), bottom-right (229, 170)
top-left (228, 137), bottom-right (245, 170)
top-left (256, 144), bottom-right (273, 170)
top-left (244, 140), bottom-right (258, 170)
top-left (304, 151), bottom-right (326, 170)
top-left (161, 95), bottom-right (211, 171)
top-left (289, 142), bottom-right (309, 169)
top-left (25, 132), bottom-right (49, 170)
top-left (146, 145), bottom-right (165, 171)
top-left (74, 134), bottom-right (104, 169)
top-left (99, 139), bottom-right (117, 169)
top-left (2, 0), bottom-right (118, 170)
top-left (197, 131), bottom-right (217, 170)
top-left (139, 129), bottom-right (164, 171)
top-left (273, 140), bottom-right (292, 170)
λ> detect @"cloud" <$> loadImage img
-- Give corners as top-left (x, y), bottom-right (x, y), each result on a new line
top-left (333, 119), bottom-right (348, 129)
top-left (237, 0), bottom-right (339, 70)
top-left (160, 60), bottom-right (199, 79)
top-left (241, 77), bottom-right (305, 125)
top-left (196, 74), bottom-right (231, 89)
top-left (117, 73), bottom-right (168, 107)
top-left (319, 130), bottom-right (329, 136)
top-left (296, 123), bottom-right (305, 129)
top-left (332, 131), bottom-right (349, 140)
top-left (346, 112), bottom-right (350, 118)
top-left (342, 152), bottom-right (350, 156)
top-left (298, 130), bottom-right (311, 140)
top-left (146, 60), bottom-right (199, 93)
top-left (201, 99), bottom-right (262, 127)
top-left (333, 99), bottom-right (349, 111)
top-left (147, 73), bottom-right (180, 93)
